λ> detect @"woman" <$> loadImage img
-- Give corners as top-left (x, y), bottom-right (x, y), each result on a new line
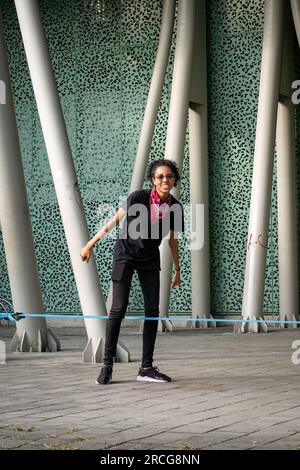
top-left (80, 159), bottom-right (184, 384)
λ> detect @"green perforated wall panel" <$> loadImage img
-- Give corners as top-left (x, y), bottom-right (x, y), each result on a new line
top-left (1, 0), bottom-right (295, 317)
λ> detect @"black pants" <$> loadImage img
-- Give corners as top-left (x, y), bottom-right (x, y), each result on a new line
top-left (103, 263), bottom-right (160, 368)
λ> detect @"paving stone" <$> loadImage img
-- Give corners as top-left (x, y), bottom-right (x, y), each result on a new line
top-left (1, 325), bottom-right (300, 450)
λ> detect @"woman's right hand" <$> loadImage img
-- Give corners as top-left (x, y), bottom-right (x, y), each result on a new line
top-left (80, 244), bottom-right (92, 263)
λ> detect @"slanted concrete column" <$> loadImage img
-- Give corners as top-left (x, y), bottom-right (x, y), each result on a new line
top-left (241, 0), bottom-right (284, 332)
top-left (160, 0), bottom-right (196, 331)
top-left (0, 9), bottom-right (58, 352)
top-left (14, 0), bottom-right (129, 362)
top-left (276, 96), bottom-right (299, 328)
top-left (188, 0), bottom-right (213, 329)
top-left (276, 7), bottom-right (299, 329)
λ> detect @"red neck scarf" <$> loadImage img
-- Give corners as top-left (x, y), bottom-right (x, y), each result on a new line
top-left (150, 188), bottom-right (171, 224)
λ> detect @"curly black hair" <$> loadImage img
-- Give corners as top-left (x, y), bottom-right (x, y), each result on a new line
top-left (147, 159), bottom-right (181, 186)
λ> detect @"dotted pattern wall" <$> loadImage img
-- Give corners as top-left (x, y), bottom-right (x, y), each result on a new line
top-left (0, 0), bottom-right (289, 317)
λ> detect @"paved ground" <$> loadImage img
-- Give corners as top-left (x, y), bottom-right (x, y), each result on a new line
top-left (1, 322), bottom-right (300, 450)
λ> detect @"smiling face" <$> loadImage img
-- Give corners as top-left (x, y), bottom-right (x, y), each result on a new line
top-left (152, 165), bottom-right (176, 200)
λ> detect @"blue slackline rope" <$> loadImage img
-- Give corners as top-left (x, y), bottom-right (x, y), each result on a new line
top-left (1, 312), bottom-right (300, 325)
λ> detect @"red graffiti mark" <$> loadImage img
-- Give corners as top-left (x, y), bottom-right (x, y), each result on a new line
top-left (247, 233), bottom-right (267, 251)
top-left (247, 233), bottom-right (253, 251)
top-left (257, 233), bottom-right (267, 249)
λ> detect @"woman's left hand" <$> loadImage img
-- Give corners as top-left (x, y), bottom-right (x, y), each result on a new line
top-left (171, 271), bottom-right (181, 288)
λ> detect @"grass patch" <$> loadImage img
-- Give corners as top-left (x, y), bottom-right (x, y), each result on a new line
top-left (13, 426), bottom-right (36, 433)
top-left (43, 442), bottom-right (79, 451)
top-left (66, 426), bottom-right (78, 434)
top-left (179, 443), bottom-right (196, 450)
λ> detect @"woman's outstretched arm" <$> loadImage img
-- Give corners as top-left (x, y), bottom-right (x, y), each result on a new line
top-left (80, 207), bottom-right (126, 263)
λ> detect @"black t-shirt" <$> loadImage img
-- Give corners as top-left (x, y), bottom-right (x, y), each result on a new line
top-left (113, 189), bottom-right (184, 270)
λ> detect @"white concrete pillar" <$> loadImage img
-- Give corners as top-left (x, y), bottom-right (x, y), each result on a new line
top-left (188, 0), bottom-right (213, 329)
top-left (14, 0), bottom-right (129, 362)
top-left (0, 9), bottom-right (58, 352)
top-left (276, 96), bottom-right (299, 328)
top-left (276, 6), bottom-right (299, 329)
top-left (189, 103), bottom-right (213, 328)
top-left (241, 0), bottom-right (284, 332)
top-left (160, 0), bottom-right (196, 331)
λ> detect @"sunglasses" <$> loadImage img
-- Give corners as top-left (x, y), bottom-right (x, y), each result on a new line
top-left (154, 174), bottom-right (175, 181)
